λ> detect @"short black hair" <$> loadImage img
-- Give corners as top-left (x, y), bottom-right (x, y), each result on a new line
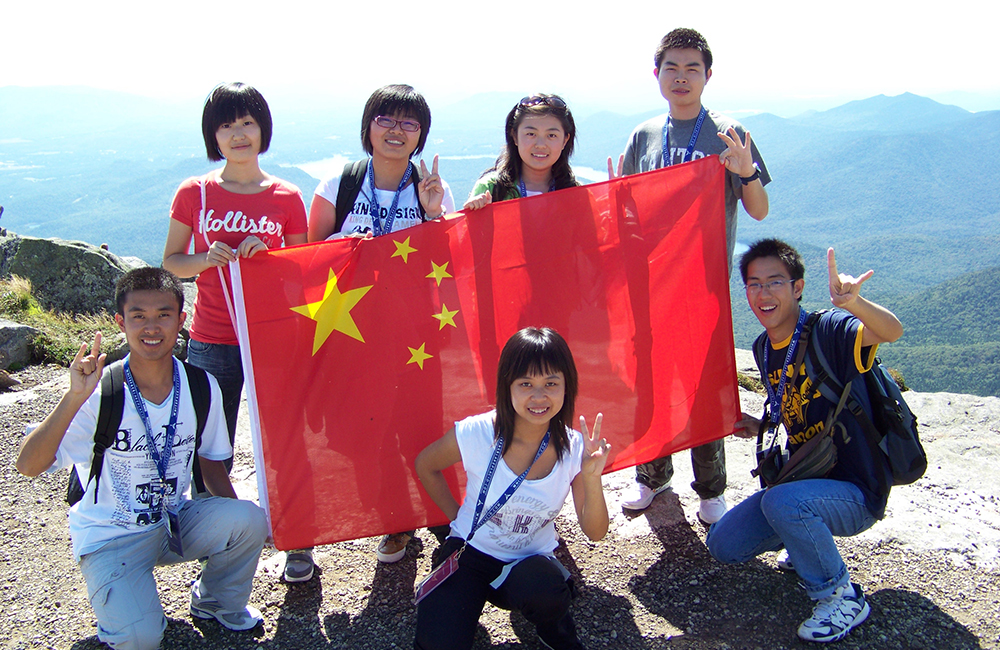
top-left (360, 84), bottom-right (431, 157)
top-left (494, 327), bottom-right (578, 461)
top-left (115, 267), bottom-right (185, 315)
top-left (740, 238), bottom-right (805, 287)
top-left (201, 82), bottom-right (273, 162)
top-left (655, 28), bottom-right (713, 70)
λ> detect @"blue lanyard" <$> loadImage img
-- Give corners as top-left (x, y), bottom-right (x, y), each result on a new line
top-left (366, 159), bottom-right (413, 237)
top-left (763, 309), bottom-right (808, 432)
top-left (123, 359), bottom-right (181, 482)
top-left (467, 428), bottom-right (551, 544)
top-left (661, 107), bottom-right (708, 167)
top-left (517, 178), bottom-right (556, 198)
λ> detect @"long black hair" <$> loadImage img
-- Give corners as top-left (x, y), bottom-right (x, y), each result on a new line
top-left (482, 94), bottom-right (579, 202)
top-left (494, 327), bottom-right (578, 460)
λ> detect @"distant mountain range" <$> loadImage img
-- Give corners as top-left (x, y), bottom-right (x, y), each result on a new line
top-left (2, 87), bottom-right (997, 396)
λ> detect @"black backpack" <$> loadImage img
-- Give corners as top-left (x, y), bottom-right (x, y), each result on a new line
top-left (334, 159), bottom-right (424, 235)
top-left (753, 311), bottom-right (927, 495)
top-left (66, 360), bottom-right (212, 506)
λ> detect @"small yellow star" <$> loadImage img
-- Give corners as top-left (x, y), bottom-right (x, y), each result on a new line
top-left (407, 343), bottom-right (433, 369)
top-left (391, 236), bottom-right (417, 263)
top-left (427, 261), bottom-right (452, 286)
top-left (432, 304), bottom-right (459, 330)
top-left (290, 269), bottom-right (373, 354)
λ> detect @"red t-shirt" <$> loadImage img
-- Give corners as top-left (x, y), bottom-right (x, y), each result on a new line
top-left (170, 175), bottom-right (308, 344)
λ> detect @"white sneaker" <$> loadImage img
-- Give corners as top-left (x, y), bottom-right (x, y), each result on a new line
top-left (698, 495), bottom-right (728, 524)
top-left (776, 549), bottom-right (795, 571)
top-left (621, 482), bottom-right (671, 511)
top-left (797, 583), bottom-right (870, 643)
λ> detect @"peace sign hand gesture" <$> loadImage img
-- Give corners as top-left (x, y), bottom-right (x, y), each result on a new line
top-left (69, 331), bottom-right (107, 399)
top-left (579, 413), bottom-right (610, 478)
top-left (828, 247), bottom-right (874, 309)
top-left (418, 155), bottom-right (446, 219)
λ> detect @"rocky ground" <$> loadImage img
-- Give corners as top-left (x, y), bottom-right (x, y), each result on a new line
top-left (1, 353), bottom-right (998, 650)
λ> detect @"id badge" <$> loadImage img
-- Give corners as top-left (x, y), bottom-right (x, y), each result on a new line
top-left (166, 506), bottom-right (184, 556)
top-left (413, 546), bottom-right (463, 604)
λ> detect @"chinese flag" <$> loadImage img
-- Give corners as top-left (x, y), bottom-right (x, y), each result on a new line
top-left (232, 157), bottom-right (739, 550)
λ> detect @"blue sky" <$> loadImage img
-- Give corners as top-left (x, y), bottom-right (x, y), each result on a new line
top-left (5, 0), bottom-right (998, 116)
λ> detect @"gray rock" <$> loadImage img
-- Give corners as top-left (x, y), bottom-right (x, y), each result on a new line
top-left (0, 319), bottom-right (41, 370)
top-left (0, 234), bottom-right (129, 314)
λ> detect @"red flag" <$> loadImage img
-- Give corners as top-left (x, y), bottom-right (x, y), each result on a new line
top-left (232, 157), bottom-right (739, 550)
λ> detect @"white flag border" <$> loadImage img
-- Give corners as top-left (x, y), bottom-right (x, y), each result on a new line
top-left (230, 259), bottom-right (273, 538)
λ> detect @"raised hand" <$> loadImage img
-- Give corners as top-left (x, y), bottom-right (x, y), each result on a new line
top-left (607, 154), bottom-right (624, 180)
top-left (69, 332), bottom-right (107, 399)
top-left (828, 247), bottom-right (874, 309)
top-left (462, 192), bottom-right (492, 211)
top-left (579, 413), bottom-right (610, 478)
top-left (717, 127), bottom-right (757, 178)
top-left (418, 155), bottom-right (445, 218)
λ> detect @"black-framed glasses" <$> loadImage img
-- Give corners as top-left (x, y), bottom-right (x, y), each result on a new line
top-left (518, 95), bottom-right (567, 110)
top-left (373, 115), bottom-right (421, 132)
top-left (745, 279), bottom-right (795, 294)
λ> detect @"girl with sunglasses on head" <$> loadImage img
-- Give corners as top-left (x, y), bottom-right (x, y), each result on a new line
top-left (308, 84), bottom-right (455, 242)
top-left (463, 94), bottom-right (579, 211)
top-left (414, 327), bottom-right (610, 650)
top-left (163, 82), bottom-right (308, 468)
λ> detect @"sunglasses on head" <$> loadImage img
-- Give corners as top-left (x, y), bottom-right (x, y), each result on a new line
top-left (518, 95), bottom-right (567, 110)
top-left (373, 115), bottom-right (421, 132)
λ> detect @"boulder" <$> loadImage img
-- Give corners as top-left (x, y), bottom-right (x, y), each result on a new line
top-left (0, 319), bottom-right (41, 370)
top-left (0, 233), bottom-right (129, 314)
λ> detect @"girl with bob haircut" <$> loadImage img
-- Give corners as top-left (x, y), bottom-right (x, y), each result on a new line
top-left (162, 80), bottom-right (308, 550)
top-left (463, 94), bottom-right (579, 210)
top-left (308, 84), bottom-right (455, 242)
top-left (414, 327), bottom-right (610, 650)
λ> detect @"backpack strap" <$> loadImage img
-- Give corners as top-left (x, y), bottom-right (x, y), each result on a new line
top-left (182, 361), bottom-right (212, 495)
top-left (87, 362), bottom-right (126, 504)
top-left (410, 163), bottom-right (426, 221)
top-left (334, 160), bottom-right (369, 235)
top-left (802, 311), bottom-right (892, 498)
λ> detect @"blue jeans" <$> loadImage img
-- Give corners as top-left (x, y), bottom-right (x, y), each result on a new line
top-left (79, 497), bottom-right (267, 650)
top-left (706, 479), bottom-right (876, 599)
top-left (186, 339), bottom-right (243, 471)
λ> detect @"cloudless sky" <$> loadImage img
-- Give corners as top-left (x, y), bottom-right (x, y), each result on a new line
top-left (5, 0), bottom-right (998, 117)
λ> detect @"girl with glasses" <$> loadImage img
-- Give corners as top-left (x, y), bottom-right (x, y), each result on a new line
top-left (414, 327), bottom-right (609, 650)
top-left (308, 84), bottom-right (455, 241)
top-left (463, 94), bottom-right (579, 211)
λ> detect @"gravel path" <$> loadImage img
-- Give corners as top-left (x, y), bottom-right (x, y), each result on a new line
top-left (1, 360), bottom-right (997, 649)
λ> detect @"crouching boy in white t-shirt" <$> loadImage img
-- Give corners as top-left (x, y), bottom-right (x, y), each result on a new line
top-left (16, 267), bottom-right (268, 650)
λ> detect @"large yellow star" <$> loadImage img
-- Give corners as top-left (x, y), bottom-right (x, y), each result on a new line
top-left (290, 269), bottom-right (373, 354)
top-left (432, 304), bottom-right (459, 330)
top-left (407, 343), bottom-right (433, 369)
top-left (427, 261), bottom-right (452, 286)
top-left (391, 237), bottom-right (417, 263)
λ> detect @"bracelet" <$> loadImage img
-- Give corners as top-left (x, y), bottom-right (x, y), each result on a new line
top-left (740, 164), bottom-right (761, 186)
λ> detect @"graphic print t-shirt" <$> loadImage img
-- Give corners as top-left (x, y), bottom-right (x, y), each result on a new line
top-left (313, 162), bottom-right (455, 239)
top-left (170, 176), bottom-right (308, 344)
top-left (757, 309), bottom-right (892, 518)
top-left (50, 357), bottom-right (230, 560)
top-left (449, 412), bottom-right (583, 562)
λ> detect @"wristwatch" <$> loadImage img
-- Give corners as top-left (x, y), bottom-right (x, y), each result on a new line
top-left (740, 164), bottom-right (761, 186)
